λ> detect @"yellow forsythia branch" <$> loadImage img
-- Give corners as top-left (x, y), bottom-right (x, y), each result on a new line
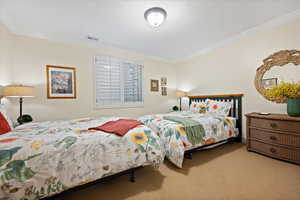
top-left (265, 81), bottom-right (300, 102)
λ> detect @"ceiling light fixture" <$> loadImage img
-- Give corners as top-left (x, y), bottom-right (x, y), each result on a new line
top-left (144, 7), bottom-right (167, 28)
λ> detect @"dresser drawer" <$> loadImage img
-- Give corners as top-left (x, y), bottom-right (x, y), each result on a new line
top-left (250, 128), bottom-right (300, 148)
top-left (250, 118), bottom-right (300, 133)
top-left (249, 140), bottom-right (300, 164)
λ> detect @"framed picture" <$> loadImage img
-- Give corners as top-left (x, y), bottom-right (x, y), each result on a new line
top-left (262, 78), bottom-right (277, 90)
top-left (161, 77), bottom-right (167, 87)
top-left (161, 87), bottom-right (167, 96)
top-left (46, 65), bottom-right (77, 99)
top-left (150, 80), bottom-right (159, 92)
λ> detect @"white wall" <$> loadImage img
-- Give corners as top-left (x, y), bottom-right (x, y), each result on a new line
top-left (2, 17), bottom-right (300, 139)
top-left (0, 23), bottom-right (13, 89)
top-left (0, 25), bottom-right (177, 122)
top-left (0, 23), bottom-right (13, 110)
top-left (175, 18), bottom-right (300, 139)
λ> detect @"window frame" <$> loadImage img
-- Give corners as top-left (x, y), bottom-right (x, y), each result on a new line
top-left (93, 55), bottom-right (145, 109)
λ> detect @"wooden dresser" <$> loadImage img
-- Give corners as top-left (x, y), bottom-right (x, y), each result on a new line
top-left (246, 113), bottom-right (300, 165)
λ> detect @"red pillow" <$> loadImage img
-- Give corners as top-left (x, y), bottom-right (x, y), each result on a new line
top-left (0, 112), bottom-right (11, 135)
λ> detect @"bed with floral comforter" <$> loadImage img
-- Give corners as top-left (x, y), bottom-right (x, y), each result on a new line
top-left (138, 111), bottom-right (238, 168)
top-left (0, 117), bottom-right (164, 200)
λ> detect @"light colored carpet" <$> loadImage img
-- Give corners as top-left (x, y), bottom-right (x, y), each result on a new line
top-left (54, 143), bottom-right (300, 200)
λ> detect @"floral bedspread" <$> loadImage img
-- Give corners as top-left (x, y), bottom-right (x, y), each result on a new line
top-left (0, 117), bottom-right (164, 200)
top-left (138, 111), bottom-right (238, 168)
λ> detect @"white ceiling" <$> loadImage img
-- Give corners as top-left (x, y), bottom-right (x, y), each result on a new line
top-left (1, 0), bottom-right (300, 61)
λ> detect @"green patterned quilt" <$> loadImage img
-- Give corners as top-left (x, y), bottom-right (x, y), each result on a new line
top-left (0, 117), bottom-right (164, 200)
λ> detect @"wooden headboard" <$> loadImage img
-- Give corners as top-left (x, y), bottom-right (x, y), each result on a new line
top-left (188, 94), bottom-right (244, 142)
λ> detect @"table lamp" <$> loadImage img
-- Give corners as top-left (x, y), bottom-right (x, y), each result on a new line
top-left (176, 90), bottom-right (188, 111)
top-left (4, 85), bottom-right (34, 124)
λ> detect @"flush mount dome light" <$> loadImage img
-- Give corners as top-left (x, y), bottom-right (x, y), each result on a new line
top-left (144, 7), bottom-right (167, 27)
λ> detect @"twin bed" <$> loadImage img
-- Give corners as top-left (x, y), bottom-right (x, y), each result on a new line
top-left (0, 94), bottom-right (243, 200)
top-left (139, 94), bottom-right (243, 167)
top-left (0, 117), bottom-right (164, 200)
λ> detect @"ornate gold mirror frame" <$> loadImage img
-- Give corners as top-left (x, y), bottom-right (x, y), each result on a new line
top-left (255, 50), bottom-right (300, 103)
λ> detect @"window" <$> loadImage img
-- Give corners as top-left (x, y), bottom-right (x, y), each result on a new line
top-left (94, 55), bottom-right (144, 108)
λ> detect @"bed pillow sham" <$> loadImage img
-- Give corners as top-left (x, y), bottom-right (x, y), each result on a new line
top-left (206, 99), bottom-right (232, 116)
top-left (0, 105), bottom-right (14, 130)
top-left (189, 101), bottom-right (207, 114)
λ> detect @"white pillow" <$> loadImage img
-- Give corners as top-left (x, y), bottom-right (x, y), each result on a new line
top-left (205, 99), bottom-right (232, 116)
top-left (189, 101), bottom-right (207, 114)
top-left (0, 105), bottom-right (14, 130)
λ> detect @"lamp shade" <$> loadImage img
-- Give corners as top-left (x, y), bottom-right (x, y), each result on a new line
top-left (4, 85), bottom-right (34, 98)
top-left (176, 90), bottom-right (188, 97)
top-left (0, 87), bottom-right (3, 97)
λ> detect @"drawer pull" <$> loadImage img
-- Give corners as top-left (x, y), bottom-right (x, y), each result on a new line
top-left (270, 136), bottom-right (277, 141)
top-left (270, 148), bottom-right (277, 154)
top-left (270, 123), bottom-right (278, 128)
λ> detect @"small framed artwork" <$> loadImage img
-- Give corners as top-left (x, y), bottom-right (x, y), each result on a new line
top-left (161, 77), bottom-right (167, 87)
top-left (150, 80), bottom-right (159, 92)
top-left (46, 65), bottom-right (77, 99)
top-left (262, 78), bottom-right (277, 90)
top-left (161, 87), bottom-right (167, 96)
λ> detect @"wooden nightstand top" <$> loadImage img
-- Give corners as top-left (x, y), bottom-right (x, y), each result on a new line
top-left (245, 112), bottom-right (300, 122)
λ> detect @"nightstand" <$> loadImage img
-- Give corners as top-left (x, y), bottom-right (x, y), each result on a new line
top-left (246, 113), bottom-right (300, 165)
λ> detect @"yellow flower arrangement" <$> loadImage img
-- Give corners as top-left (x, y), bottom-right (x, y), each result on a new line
top-left (265, 81), bottom-right (300, 103)
top-left (130, 132), bottom-right (148, 144)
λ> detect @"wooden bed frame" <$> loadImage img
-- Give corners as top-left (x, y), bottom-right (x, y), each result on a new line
top-left (184, 94), bottom-right (244, 159)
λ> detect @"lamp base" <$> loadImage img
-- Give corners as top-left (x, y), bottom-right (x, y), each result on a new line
top-left (17, 114), bottom-right (33, 125)
top-left (172, 106), bottom-right (179, 111)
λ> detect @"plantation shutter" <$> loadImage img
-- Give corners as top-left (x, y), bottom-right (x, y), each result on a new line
top-left (95, 55), bottom-right (144, 107)
top-left (123, 62), bottom-right (143, 103)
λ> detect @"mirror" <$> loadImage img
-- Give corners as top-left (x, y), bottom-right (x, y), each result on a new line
top-left (262, 63), bottom-right (300, 90)
top-left (255, 50), bottom-right (300, 103)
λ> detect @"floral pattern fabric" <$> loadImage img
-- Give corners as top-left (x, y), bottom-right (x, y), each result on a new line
top-left (0, 117), bottom-right (164, 200)
top-left (206, 99), bottom-right (233, 116)
top-left (139, 111), bottom-right (238, 168)
top-left (189, 101), bottom-right (207, 114)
